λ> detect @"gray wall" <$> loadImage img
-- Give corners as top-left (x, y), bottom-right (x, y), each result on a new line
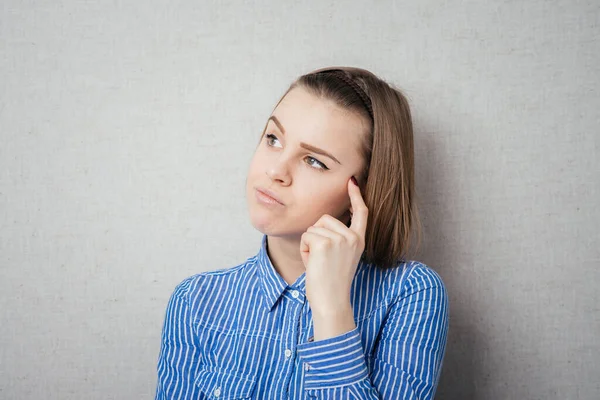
top-left (1, 1), bottom-right (598, 399)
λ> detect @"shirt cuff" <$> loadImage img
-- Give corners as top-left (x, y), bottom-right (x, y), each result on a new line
top-left (297, 327), bottom-right (369, 390)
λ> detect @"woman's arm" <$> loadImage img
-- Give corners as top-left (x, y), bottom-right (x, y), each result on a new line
top-left (297, 266), bottom-right (449, 399)
top-left (155, 276), bottom-right (204, 400)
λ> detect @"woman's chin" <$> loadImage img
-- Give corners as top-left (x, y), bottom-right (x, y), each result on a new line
top-left (249, 213), bottom-right (278, 234)
top-left (249, 214), bottom-right (306, 238)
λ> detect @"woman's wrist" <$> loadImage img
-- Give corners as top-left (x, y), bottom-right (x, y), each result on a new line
top-left (311, 303), bottom-right (356, 341)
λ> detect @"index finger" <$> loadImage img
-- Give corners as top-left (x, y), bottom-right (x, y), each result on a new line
top-left (348, 177), bottom-right (368, 235)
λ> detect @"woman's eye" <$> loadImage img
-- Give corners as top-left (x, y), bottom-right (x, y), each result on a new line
top-left (265, 133), bottom-right (329, 171)
top-left (306, 156), bottom-right (328, 171)
top-left (265, 133), bottom-right (282, 148)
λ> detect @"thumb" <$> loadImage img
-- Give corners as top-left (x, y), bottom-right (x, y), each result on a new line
top-left (301, 251), bottom-right (309, 268)
top-left (300, 233), bottom-right (310, 268)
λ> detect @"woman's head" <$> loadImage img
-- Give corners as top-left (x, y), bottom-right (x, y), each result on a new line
top-left (246, 66), bottom-right (419, 269)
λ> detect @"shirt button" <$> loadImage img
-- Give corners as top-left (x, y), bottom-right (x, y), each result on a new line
top-left (284, 349), bottom-right (292, 358)
top-left (213, 387), bottom-right (221, 397)
top-left (291, 290), bottom-right (299, 298)
top-left (304, 363), bottom-right (310, 371)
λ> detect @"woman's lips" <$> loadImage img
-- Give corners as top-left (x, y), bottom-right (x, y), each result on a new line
top-left (255, 188), bottom-right (284, 206)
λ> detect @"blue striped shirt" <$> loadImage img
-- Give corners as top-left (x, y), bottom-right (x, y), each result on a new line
top-left (155, 234), bottom-right (449, 399)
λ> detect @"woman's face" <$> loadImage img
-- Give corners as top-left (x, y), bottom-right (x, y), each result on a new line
top-left (246, 86), bottom-right (369, 238)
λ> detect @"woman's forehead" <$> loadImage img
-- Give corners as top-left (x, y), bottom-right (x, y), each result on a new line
top-left (272, 87), bottom-right (367, 145)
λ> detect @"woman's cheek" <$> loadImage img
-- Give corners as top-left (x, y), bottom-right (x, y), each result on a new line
top-left (318, 184), bottom-right (349, 214)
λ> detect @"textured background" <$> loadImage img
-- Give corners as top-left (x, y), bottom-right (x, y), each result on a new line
top-left (1, 1), bottom-right (598, 399)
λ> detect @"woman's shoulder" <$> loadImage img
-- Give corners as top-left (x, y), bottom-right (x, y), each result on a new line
top-left (167, 257), bottom-right (257, 302)
top-left (373, 259), bottom-right (448, 301)
top-left (400, 260), bottom-right (446, 287)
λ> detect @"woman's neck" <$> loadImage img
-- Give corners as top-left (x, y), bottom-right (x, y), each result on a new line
top-left (265, 235), bottom-right (306, 285)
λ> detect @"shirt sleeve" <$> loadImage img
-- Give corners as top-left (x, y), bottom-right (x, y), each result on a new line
top-left (296, 266), bottom-right (449, 399)
top-left (155, 276), bottom-right (203, 400)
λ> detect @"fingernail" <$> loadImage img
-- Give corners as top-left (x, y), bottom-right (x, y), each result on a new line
top-left (351, 176), bottom-right (358, 186)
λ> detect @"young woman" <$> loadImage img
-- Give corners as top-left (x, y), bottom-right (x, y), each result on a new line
top-left (155, 67), bottom-right (449, 399)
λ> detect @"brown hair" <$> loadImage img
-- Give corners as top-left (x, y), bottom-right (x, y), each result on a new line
top-left (260, 66), bottom-right (421, 270)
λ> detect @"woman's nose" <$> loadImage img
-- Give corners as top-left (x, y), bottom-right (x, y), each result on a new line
top-left (265, 156), bottom-right (291, 185)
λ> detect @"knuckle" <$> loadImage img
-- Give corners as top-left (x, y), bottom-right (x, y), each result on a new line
top-left (317, 239), bottom-right (332, 250)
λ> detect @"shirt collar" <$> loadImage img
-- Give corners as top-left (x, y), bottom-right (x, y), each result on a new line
top-left (255, 234), bottom-right (306, 311)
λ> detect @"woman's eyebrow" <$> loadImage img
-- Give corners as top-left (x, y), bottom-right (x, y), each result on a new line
top-left (268, 115), bottom-right (342, 165)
